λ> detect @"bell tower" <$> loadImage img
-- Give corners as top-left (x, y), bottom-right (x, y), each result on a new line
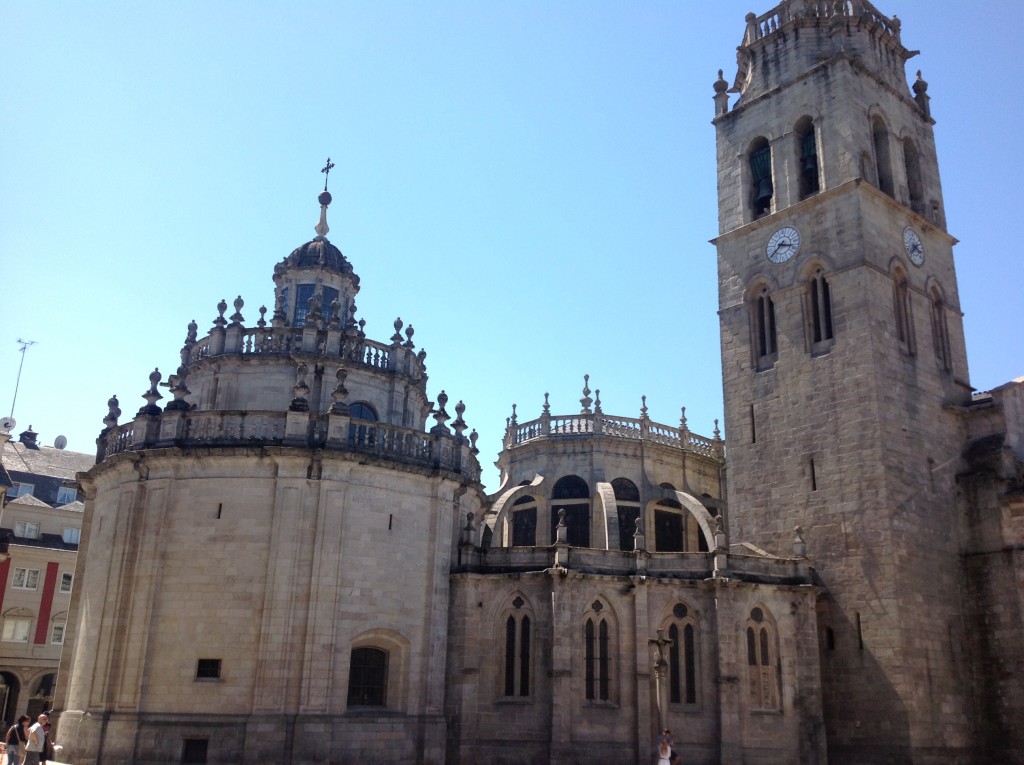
top-left (713, 3), bottom-right (974, 763)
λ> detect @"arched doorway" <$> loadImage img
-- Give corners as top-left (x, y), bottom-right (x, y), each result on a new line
top-left (26, 673), bottom-right (54, 720)
top-left (0, 672), bottom-right (21, 729)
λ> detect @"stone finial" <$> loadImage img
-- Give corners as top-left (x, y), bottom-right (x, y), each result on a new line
top-left (431, 390), bottom-right (451, 435)
top-left (469, 428), bottom-right (479, 455)
top-left (404, 324), bottom-right (415, 349)
top-left (138, 368), bottom-right (163, 416)
top-left (679, 406), bottom-right (688, 432)
top-left (580, 374), bottom-right (593, 413)
top-left (452, 400), bottom-right (468, 443)
top-left (633, 515), bottom-right (645, 552)
top-left (103, 395), bottom-right (121, 429)
top-left (272, 292), bottom-right (287, 326)
top-left (793, 526), bottom-right (807, 558)
top-left (290, 363), bottom-right (310, 412)
top-left (416, 348), bottom-right (427, 369)
top-left (640, 394), bottom-right (648, 418)
top-left (315, 157), bottom-right (334, 238)
top-left (555, 508), bottom-right (568, 544)
top-left (329, 297), bottom-right (342, 327)
top-left (714, 514), bottom-right (726, 550)
top-left (185, 319), bottom-right (198, 345)
top-left (257, 305), bottom-right (267, 329)
top-left (713, 68), bottom-right (728, 94)
top-left (510, 403), bottom-right (518, 427)
top-left (229, 295), bottom-right (244, 327)
top-left (714, 418), bottom-right (722, 440)
top-left (542, 392), bottom-right (550, 415)
top-left (391, 317), bottom-right (404, 345)
top-left (330, 367), bottom-right (349, 414)
top-left (213, 299), bottom-right (228, 329)
top-left (594, 389), bottom-right (602, 414)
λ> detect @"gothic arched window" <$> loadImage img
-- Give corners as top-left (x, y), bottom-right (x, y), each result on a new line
top-left (808, 268), bottom-right (834, 351)
top-left (665, 602), bottom-right (699, 706)
top-left (930, 285), bottom-right (951, 371)
top-left (892, 268), bottom-right (914, 355)
top-left (752, 285), bottom-right (778, 369)
top-left (904, 137), bottom-right (924, 216)
top-left (745, 607), bottom-right (780, 710)
top-left (872, 115), bottom-right (894, 198)
top-left (749, 137), bottom-right (773, 218)
top-left (584, 600), bottom-right (615, 702)
top-left (502, 596), bottom-right (533, 698)
top-left (795, 117), bottom-right (819, 199)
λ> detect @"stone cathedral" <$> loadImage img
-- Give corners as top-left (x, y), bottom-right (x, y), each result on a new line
top-left (53, 2), bottom-right (1023, 764)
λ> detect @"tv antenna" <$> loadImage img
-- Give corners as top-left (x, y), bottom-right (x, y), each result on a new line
top-left (10, 339), bottom-right (37, 419)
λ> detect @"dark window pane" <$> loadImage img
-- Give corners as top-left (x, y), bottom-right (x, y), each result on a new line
top-left (520, 616), bottom-right (531, 697)
top-left (348, 647), bottom-right (388, 706)
top-left (611, 478), bottom-right (639, 502)
top-left (669, 624), bottom-right (681, 704)
top-left (505, 617), bottom-right (516, 696)
top-left (195, 659), bottom-right (221, 679)
top-left (684, 624), bottom-right (696, 704)
top-left (552, 475), bottom-right (590, 499)
top-left (654, 510), bottom-right (684, 552)
top-left (617, 507), bottom-right (640, 551)
top-left (585, 619), bottom-right (595, 700)
top-left (512, 507), bottom-right (537, 546)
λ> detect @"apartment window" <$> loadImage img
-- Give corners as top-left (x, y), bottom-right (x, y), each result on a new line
top-left (51, 624), bottom-right (66, 645)
top-left (8, 483), bottom-right (34, 499)
top-left (63, 527), bottom-right (81, 544)
top-left (14, 521), bottom-right (40, 539)
top-left (195, 659), bottom-right (222, 680)
top-left (56, 486), bottom-right (78, 505)
top-left (181, 738), bottom-right (209, 764)
top-left (12, 568), bottom-right (40, 590)
top-left (503, 608), bottom-right (532, 697)
top-left (2, 618), bottom-right (32, 643)
top-left (347, 647), bottom-right (388, 706)
top-left (59, 573), bottom-right (74, 593)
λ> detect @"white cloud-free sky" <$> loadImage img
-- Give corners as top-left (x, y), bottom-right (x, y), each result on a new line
top-left (2, 1), bottom-right (1020, 490)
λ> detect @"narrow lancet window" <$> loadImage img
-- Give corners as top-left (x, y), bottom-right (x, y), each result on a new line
top-left (750, 139), bottom-right (773, 218)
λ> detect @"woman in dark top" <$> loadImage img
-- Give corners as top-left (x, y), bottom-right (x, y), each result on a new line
top-left (4, 715), bottom-right (30, 765)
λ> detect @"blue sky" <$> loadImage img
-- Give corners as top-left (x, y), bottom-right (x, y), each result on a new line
top-left (2, 1), bottom-right (1020, 490)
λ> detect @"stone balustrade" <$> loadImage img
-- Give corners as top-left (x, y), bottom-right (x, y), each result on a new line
top-left (745, 0), bottom-right (898, 45)
top-left (507, 412), bottom-right (722, 459)
top-left (185, 326), bottom-right (416, 378)
top-left (99, 409), bottom-right (479, 481)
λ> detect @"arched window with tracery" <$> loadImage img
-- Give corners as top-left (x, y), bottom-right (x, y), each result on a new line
top-left (904, 136), bottom-right (924, 215)
top-left (653, 496), bottom-right (685, 552)
top-left (749, 137), bottom-right (773, 218)
top-left (893, 267), bottom-right (914, 355)
top-left (872, 115), bottom-right (894, 197)
top-left (612, 478), bottom-right (640, 551)
top-left (930, 284), bottom-right (951, 371)
top-left (551, 475), bottom-right (590, 547)
top-left (808, 267), bottom-right (834, 352)
top-left (509, 495), bottom-right (538, 546)
top-left (501, 595), bottom-right (533, 698)
top-left (795, 117), bottom-right (819, 199)
top-left (583, 599), bottom-right (615, 702)
top-left (751, 284), bottom-right (778, 370)
top-left (745, 606), bottom-right (780, 710)
top-left (665, 602), bottom-right (700, 706)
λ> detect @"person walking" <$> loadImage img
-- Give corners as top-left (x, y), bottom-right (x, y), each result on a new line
top-left (23, 714), bottom-right (46, 765)
top-left (3, 716), bottom-right (29, 765)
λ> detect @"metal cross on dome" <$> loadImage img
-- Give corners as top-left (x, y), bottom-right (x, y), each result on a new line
top-left (321, 157), bottom-right (335, 191)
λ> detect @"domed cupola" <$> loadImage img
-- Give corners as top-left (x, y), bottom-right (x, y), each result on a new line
top-left (271, 159), bottom-right (361, 328)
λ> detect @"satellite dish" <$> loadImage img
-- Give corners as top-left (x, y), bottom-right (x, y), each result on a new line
top-left (0, 417), bottom-right (15, 433)
top-left (54, 435), bottom-right (68, 450)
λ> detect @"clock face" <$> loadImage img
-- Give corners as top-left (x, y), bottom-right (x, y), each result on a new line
top-left (766, 226), bottom-right (801, 264)
top-left (904, 227), bottom-right (925, 266)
